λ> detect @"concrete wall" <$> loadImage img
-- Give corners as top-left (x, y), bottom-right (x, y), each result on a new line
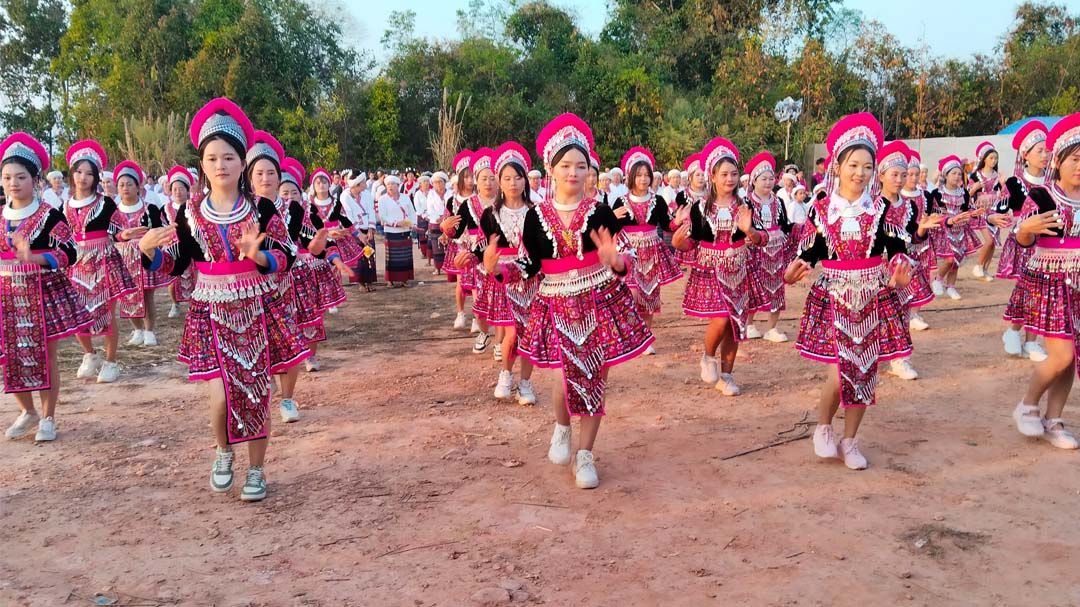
top-left (809, 135), bottom-right (1020, 179)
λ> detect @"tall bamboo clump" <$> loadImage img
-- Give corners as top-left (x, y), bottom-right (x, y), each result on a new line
top-left (117, 111), bottom-right (194, 178)
top-left (429, 88), bottom-right (471, 171)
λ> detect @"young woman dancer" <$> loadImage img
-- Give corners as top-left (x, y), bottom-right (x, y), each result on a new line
top-left (743, 151), bottom-right (793, 343)
top-left (1000, 119), bottom-right (1050, 362)
top-left (2, 133), bottom-right (92, 442)
top-left (441, 149), bottom-right (477, 331)
top-left (672, 153), bottom-right (705, 268)
top-left (610, 147), bottom-right (680, 354)
top-left (164, 166), bottom-right (196, 318)
top-left (928, 155), bottom-right (981, 300)
top-left (786, 112), bottom-right (914, 470)
top-left (900, 150), bottom-right (937, 331)
top-left (483, 114), bottom-right (653, 488)
top-left (447, 148), bottom-right (498, 353)
top-left (112, 160), bottom-right (171, 347)
top-left (461, 141), bottom-right (538, 404)
top-left (1009, 112), bottom-right (1080, 450)
top-left (879, 141), bottom-right (943, 381)
top-left (969, 141), bottom-right (1003, 281)
top-left (64, 140), bottom-right (138, 383)
top-left (673, 137), bottom-right (767, 397)
top-left (137, 97), bottom-right (311, 501)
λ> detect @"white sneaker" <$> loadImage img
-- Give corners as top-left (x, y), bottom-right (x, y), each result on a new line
top-left (813, 424), bottom-right (839, 458)
top-left (517, 379), bottom-right (537, 406)
top-left (981, 268), bottom-right (994, 283)
top-left (240, 466), bottom-right (267, 501)
top-left (888, 358), bottom-right (919, 380)
top-left (1024, 341), bottom-right (1048, 362)
top-left (945, 287), bottom-right (961, 300)
top-left (931, 279), bottom-right (944, 296)
top-left (126, 330), bottom-right (144, 346)
top-left (548, 424), bottom-right (572, 465)
top-left (574, 450), bottom-right (599, 489)
top-left (909, 314), bottom-right (929, 331)
top-left (97, 361), bottom-right (120, 383)
top-left (1013, 402), bottom-right (1045, 437)
top-left (470, 318), bottom-right (481, 334)
top-left (168, 303), bottom-right (181, 318)
top-left (494, 370), bottom-right (513, 399)
top-left (972, 264), bottom-right (985, 278)
top-left (76, 352), bottom-right (103, 379)
top-left (716, 372), bottom-right (741, 396)
top-left (327, 306), bottom-right (338, 315)
top-left (1041, 418), bottom-right (1080, 450)
top-left (1002, 328), bottom-right (1023, 356)
top-left (453, 312), bottom-right (466, 330)
top-left (493, 343), bottom-right (503, 362)
top-left (6, 411), bottom-right (40, 439)
top-left (745, 324), bottom-right (762, 339)
top-left (839, 438), bottom-right (868, 470)
top-left (210, 447), bottom-right (235, 492)
top-left (644, 344), bottom-right (656, 355)
top-left (472, 332), bottom-right (490, 353)
top-left (763, 328), bottom-right (788, 343)
top-left (141, 331), bottom-right (158, 346)
top-left (280, 398), bottom-right (300, 423)
top-left (699, 355), bottom-right (719, 384)
top-left (34, 417), bottom-right (56, 442)
top-left (305, 355), bottom-right (321, 372)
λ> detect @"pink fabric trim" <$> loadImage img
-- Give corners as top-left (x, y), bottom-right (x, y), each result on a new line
top-left (194, 260), bottom-right (258, 275)
top-left (821, 256), bottom-right (883, 270)
top-left (540, 251), bottom-right (600, 273)
top-left (1036, 237), bottom-right (1080, 249)
top-left (699, 240), bottom-right (745, 251)
top-left (74, 230), bottom-right (110, 242)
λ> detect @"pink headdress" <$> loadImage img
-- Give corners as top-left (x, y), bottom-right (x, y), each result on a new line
top-left (744, 151), bottom-right (776, 185)
top-left (281, 157), bottom-right (306, 188)
top-left (114, 160), bottom-right (145, 186)
top-left (246, 130), bottom-right (285, 167)
top-left (938, 154), bottom-right (964, 177)
top-left (0, 132), bottom-right (49, 175)
top-left (167, 166), bottom-right (194, 189)
top-left (66, 139), bottom-right (109, 171)
top-left (470, 147), bottom-right (495, 176)
top-left (536, 113), bottom-right (594, 166)
top-left (974, 140), bottom-right (997, 165)
top-left (907, 149), bottom-right (922, 170)
top-left (189, 97), bottom-right (256, 151)
top-left (700, 137), bottom-right (740, 175)
top-left (682, 152), bottom-right (703, 175)
top-left (589, 149), bottom-right (600, 171)
top-left (309, 167), bottom-right (332, 188)
top-left (620, 146), bottom-right (655, 177)
top-left (877, 141), bottom-right (910, 174)
top-left (494, 141), bottom-right (531, 175)
top-left (824, 112), bottom-right (884, 195)
top-left (452, 149), bottom-right (473, 175)
top-left (1046, 112), bottom-right (1080, 175)
top-left (1010, 119), bottom-right (1048, 179)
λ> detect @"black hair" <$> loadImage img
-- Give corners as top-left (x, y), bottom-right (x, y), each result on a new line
top-left (244, 155), bottom-right (282, 197)
top-left (978, 150), bottom-right (999, 173)
top-left (196, 133), bottom-right (252, 199)
top-left (705, 157), bottom-right (740, 212)
top-left (550, 143), bottom-right (588, 168)
top-left (495, 162), bottom-right (531, 212)
top-left (836, 144), bottom-right (876, 169)
top-left (629, 160), bottom-right (653, 192)
top-left (815, 157), bottom-right (825, 166)
top-left (1051, 142), bottom-right (1080, 182)
top-left (2, 156), bottom-right (40, 180)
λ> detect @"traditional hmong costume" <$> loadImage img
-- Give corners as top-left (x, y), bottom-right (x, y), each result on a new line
top-left (610, 147), bottom-right (681, 316)
top-left (681, 137), bottom-right (768, 340)
top-left (310, 167), bottom-right (364, 268)
top-left (928, 156), bottom-right (981, 264)
top-left (998, 120), bottom-right (1048, 282)
top-left (426, 178), bottom-right (450, 272)
top-left (968, 141), bottom-right (1004, 233)
top-left (672, 153), bottom-right (704, 267)
top-left (378, 176), bottom-right (417, 284)
top-left (144, 98), bottom-right (310, 444)
top-left (111, 161), bottom-right (172, 319)
top-left (445, 187), bottom-right (491, 294)
top-left (744, 151), bottom-right (793, 313)
top-left (900, 151), bottom-right (936, 307)
top-left (469, 142), bottom-right (539, 328)
top-left (794, 113), bottom-right (913, 408)
top-left (0, 133), bottom-right (92, 393)
top-left (442, 150), bottom-right (473, 286)
top-left (63, 140), bottom-right (138, 335)
top-left (164, 166), bottom-right (197, 303)
top-left (1015, 114), bottom-right (1080, 355)
top-left (878, 142), bottom-right (934, 310)
top-left (497, 114), bottom-right (654, 416)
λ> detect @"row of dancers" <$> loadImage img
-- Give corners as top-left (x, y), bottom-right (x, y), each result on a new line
top-left (3, 103), bottom-right (1080, 499)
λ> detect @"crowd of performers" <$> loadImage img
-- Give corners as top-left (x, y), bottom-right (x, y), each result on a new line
top-left (3, 101), bottom-right (1080, 499)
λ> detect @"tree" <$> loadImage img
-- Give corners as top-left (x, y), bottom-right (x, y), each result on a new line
top-left (0, 0), bottom-right (68, 150)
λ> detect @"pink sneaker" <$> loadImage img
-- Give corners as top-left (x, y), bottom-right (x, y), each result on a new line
top-left (813, 424), bottom-right (839, 458)
top-left (840, 438), bottom-right (868, 470)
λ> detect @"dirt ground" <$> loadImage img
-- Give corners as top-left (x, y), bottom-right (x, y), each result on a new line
top-left (3, 243), bottom-right (1080, 607)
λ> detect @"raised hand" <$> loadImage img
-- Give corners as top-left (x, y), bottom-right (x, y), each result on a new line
top-left (1018, 210), bottom-right (1062, 237)
top-left (440, 215), bottom-right (461, 234)
top-left (889, 258), bottom-right (912, 289)
top-left (138, 225), bottom-right (177, 256)
top-left (736, 205), bottom-right (753, 234)
top-left (917, 213), bottom-right (945, 232)
top-left (239, 225), bottom-right (266, 261)
top-left (613, 206), bottom-right (630, 219)
top-left (482, 234), bottom-right (501, 275)
top-left (671, 221), bottom-right (692, 251)
top-left (986, 212), bottom-right (1012, 229)
top-left (310, 228), bottom-right (329, 253)
top-left (674, 204), bottom-right (691, 225)
top-left (120, 226), bottom-right (149, 242)
top-left (11, 234), bottom-right (31, 263)
top-left (783, 259), bottom-right (811, 284)
top-left (589, 227), bottom-right (622, 272)
top-left (453, 250), bottom-right (475, 269)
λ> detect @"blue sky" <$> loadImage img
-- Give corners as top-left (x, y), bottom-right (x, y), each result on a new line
top-left (337, 0), bottom-right (1021, 64)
